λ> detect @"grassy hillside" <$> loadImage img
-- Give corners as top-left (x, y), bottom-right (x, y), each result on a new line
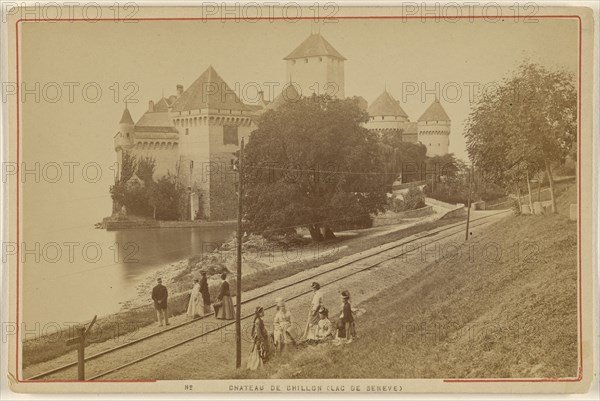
top-left (244, 211), bottom-right (578, 379)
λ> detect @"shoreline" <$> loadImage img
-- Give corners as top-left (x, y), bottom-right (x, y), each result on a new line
top-left (96, 216), bottom-right (237, 231)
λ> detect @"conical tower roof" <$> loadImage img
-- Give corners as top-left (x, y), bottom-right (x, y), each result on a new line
top-left (367, 90), bottom-right (408, 118)
top-left (170, 65), bottom-right (248, 112)
top-left (418, 99), bottom-right (450, 122)
top-left (119, 107), bottom-right (134, 125)
top-left (284, 33), bottom-right (346, 60)
top-left (266, 84), bottom-right (302, 110)
top-left (153, 97), bottom-right (173, 112)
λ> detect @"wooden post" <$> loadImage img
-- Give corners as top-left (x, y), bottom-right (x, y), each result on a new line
top-left (465, 166), bottom-right (473, 241)
top-left (65, 315), bottom-right (96, 381)
top-left (235, 138), bottom-right (244, 368)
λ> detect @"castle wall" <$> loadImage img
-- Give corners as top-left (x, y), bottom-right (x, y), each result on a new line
top-left (130, 136), bottom-right (179, 178)
top-left (365, 116), bottom-right (409, 131)
top-left (171, 110), bottom-right (253, 221)
top-left (174, 112), bottom-right (212, 219)
top-left (286, 56), bottom-right (345, 98)
top-left (417, 121), bottom-right (450, 156)
top-left (207, 113), bottom-right (253, 221)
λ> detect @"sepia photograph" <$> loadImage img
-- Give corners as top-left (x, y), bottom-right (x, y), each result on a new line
top-left (1, 2), bottom-right (597, 396)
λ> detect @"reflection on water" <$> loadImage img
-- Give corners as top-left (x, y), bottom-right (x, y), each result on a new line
top-left (22, 226), bottom-right (234, 328)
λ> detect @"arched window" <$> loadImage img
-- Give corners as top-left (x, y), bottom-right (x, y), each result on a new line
top-left (185, 128), bottom-right (189, 135)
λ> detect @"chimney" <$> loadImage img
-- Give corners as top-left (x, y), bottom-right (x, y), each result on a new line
top-left (148, 100), bottom-right (154, 112)
top-left (176, 84), bottom-right (184, 96)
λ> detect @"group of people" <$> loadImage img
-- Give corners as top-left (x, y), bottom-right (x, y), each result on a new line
top-left (189, 272), bottom-right (236, 321)
top-left (246, 281), bottom-right (357, 370)
top-left (152, 277), bottom-right (357, 371)
top-left (151, 272), bottom-right (237, 328)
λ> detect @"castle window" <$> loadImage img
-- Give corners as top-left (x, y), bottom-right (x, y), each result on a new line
top-left (223, 125), bottom-right (239, 146)
top-left (381, 116), bottom-right (384, 120)
top-left (319, 57), bottom-right (323, 62)
top-left (185, 128), bottom-right (189, 135)
top-left (305, 58), bottom-right (308, 63)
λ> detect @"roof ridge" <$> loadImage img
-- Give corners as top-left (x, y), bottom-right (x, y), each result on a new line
top-left (284, 32), bottom-right (346, 60)
top-left (417, 99), bottom-right (450, 122)
top-left (170, 66), bottom-right (248, 112)
top-left (367, 90), bottom-right (408, 118)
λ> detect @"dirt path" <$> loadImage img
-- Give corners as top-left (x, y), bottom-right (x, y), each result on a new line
top-left (27, 210), bottom-right (506, 381)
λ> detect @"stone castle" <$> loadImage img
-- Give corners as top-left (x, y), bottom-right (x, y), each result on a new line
top-left (113, 32), bottom-right (451, 220)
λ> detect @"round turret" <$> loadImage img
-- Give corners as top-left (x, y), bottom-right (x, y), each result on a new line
top-left (417, 99), bottom-right (451, 156)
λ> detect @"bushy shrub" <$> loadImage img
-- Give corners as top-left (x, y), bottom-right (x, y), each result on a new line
top-left (403, 187), bottom-right (426, 210)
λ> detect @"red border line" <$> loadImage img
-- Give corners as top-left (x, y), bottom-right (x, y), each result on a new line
top-left (14, 14), bottom-right (583, 385)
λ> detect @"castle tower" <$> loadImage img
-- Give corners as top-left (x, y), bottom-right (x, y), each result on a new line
top-left (366, 90), bottom-right (409, 130)
top-left (284, 33), bottom-right (346, 98)
top-left (118, 106), bottom-right (135, 143)
top-left (169, 65), bottom-right (254, 220)
top-left (113, 106), bottom-right (135, 181)
top-left (417, 99), bottom-right (451, 156)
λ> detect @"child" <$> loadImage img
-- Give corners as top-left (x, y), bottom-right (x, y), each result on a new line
top-left (315, 306), bottom-right (333, 342)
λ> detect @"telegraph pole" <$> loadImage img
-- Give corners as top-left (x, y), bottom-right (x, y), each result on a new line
top-left (235, 138), bottom-right (244, 368)
top-left (465, 165), bottom-right (473, 241)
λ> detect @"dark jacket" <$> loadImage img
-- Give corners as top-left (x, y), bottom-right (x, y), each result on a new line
top-left (217, 280), bottom-right (230, 300)
top-left (341, 301), bottom-right (354, 323)
top-left (200, 276), bottom-right (211, 305)
top-left (152, 284), bottom-right (168, 310)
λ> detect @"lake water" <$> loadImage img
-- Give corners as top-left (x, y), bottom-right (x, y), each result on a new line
top-left (21, 223), bottom-right (234, 328)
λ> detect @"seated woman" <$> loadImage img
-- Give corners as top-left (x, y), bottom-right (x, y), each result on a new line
top-left (315, 306), bottom-right (334, 342)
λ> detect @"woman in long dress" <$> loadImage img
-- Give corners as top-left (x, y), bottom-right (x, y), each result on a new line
top-left (247, 306), bottom-right (269, 370)
top-left (186, 278), bottom-right (202, 319)
top-left (304, 282), bottom-right (323, 340)
top-left (199, 271), bottom-right (211, 315)
top-left (335, 290), bottom-right (355, 344)
top-left (273, 298), bottom-right (294, 352)
top-left (215, 273), bottom-right (235, 320)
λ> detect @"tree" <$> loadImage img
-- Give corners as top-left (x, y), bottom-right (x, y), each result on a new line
top-left (109, 150), bottom-right (136, 212)
top-left (465, 61), bottom-right (576, 213)
top-left (148, 174), bottom-right (186, 220)
top-left (137, 156), bottom-right (156, 184)
top-left (378, 134), bottom-right (428, 185)
top-left (243, 95), bottom-right (388, 241)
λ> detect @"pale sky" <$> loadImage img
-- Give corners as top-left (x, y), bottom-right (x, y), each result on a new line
top-left (20, 15), bottom-right (579, 231)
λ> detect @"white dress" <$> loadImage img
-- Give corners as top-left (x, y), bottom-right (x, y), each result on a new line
top-left (186, 283), bottom-right (202, 317)
top-left (306, 290), bottom-right (323, 340)
top-left (273, 309), bottom-right (293, 346)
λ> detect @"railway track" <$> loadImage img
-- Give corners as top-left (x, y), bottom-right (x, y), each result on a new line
top-left (26, 210), bottom-right (509, 381)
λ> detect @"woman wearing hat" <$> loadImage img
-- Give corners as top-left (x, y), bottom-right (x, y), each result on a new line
top-left (304, 282), bottom-right (323, 340)
top-left (186, 278), bottom-right (202, 319)
top-left (273, 297), bottom-right (294, 352)
top-left (199, 271), bottom-right (211, 315)
top-left (247, 306), bottom-right (269, 370)
top-left (335, 290), bottom-right (355, 344)
top-left (215, 273), bottom-right (235, 320)
top-left (315, 306), bottom-right (333, 342)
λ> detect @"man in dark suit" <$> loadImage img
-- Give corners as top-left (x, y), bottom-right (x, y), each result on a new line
top-left (152, 278), bottom-right (169, 327)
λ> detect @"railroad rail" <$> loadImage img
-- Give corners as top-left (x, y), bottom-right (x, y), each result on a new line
top-left (26, 210), bottom-right (509, 381)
